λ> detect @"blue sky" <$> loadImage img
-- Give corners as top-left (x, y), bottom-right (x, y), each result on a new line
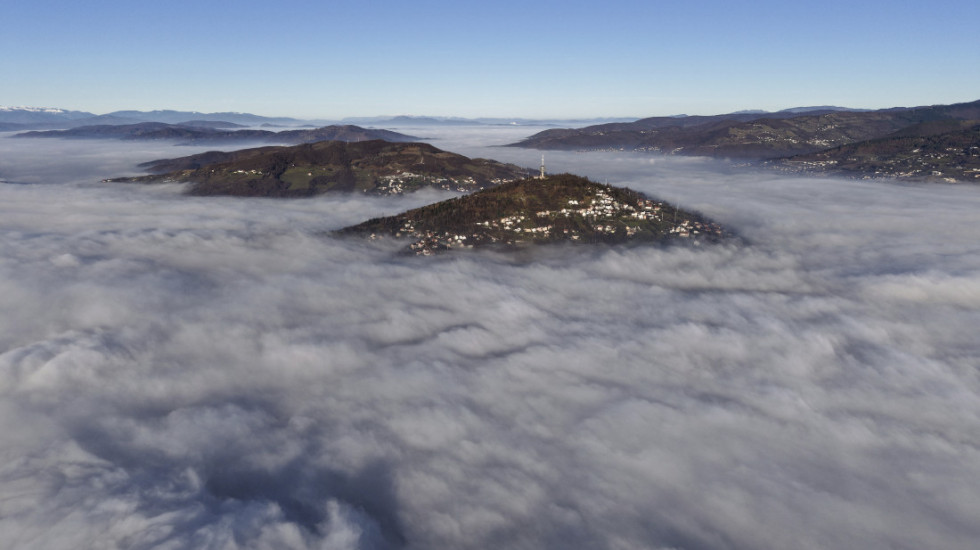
top-left (2, 0), bottom-right (978, 119)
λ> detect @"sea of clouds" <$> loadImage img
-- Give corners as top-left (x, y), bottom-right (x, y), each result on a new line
top-left (1, 128), bottom-right (979, 550)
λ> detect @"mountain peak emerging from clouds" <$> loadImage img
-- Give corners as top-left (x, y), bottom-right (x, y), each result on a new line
top-left (339, 174), bottom-right (727, 254)
top-left (108, 140), bottom-right (527, 197)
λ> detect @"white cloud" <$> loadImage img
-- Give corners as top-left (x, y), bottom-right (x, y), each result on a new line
top-left (1, 130), bottom-right (980, 549)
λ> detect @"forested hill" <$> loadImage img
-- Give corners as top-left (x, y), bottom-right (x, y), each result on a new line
top-left (15, 123), bottom-right (415, 145)
top-left (107, 140), bottom-right (528, 197)
top-left (509, 100), bottom-right (980, 160)
top-left (771, 122), bottom-right (980, 182)
top-left (338, 174), bottom-right (727, 254)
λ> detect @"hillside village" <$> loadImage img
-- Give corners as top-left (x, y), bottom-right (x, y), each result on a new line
top-left (771, 125), bottom-right (980, 182)
top-left (343, 174), bottom-right (726, 255)
top-left (375, 171), bottom-right (516, 195)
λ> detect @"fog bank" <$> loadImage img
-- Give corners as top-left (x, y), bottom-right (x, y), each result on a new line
top-left (1, 131), bottom-right (979, 549)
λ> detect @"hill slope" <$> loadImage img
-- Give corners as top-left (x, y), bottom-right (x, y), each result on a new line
top-left (338, 174), bottom-right (726, 254)
top-left (771, 122), bottom-right (980, 181)
top-left (15, 123), bottom-right (414, 145)
top-left (107, 140), bottom-right (528, 197)
top-left (510, 100), bottom-right (980, 160)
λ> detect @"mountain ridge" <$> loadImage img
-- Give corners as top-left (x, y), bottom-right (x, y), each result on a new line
top-left (770, 122), bottom-right (980, 182)
top-left (14, 123), bottom-right (415, 145)
top-left (0, 107), bottom-right (307, 130)
top-left (509, 100), bottom-right (980, 163)
top-left (106, 140), bottom-right (528, 197)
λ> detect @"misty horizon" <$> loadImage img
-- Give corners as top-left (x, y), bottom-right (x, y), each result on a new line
top-left (5, 99), bottom-right (978, 126)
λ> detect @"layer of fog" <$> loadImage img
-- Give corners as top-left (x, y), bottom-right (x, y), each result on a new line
top-left (2, 129), bottom-right (980, 550)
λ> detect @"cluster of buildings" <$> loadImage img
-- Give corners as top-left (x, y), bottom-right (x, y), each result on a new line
top-left (375, 171), bottom-right (444, 194)
top-left (363, 178), bottom-right (726, 255)
top-left (535, 190), bottom-right (665, 222)
top-left (374, 172), bottom-right (515, 195)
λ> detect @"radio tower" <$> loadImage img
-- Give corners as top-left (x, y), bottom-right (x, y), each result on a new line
top-left (538, 154), bottom-right (546, 180)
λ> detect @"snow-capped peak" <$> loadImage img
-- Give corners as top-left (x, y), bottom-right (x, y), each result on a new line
top-left (0, 106), bottom-right (68, 113)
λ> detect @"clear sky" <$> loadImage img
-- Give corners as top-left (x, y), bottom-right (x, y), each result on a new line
top-left (2, 0), bottom-right (978, 119)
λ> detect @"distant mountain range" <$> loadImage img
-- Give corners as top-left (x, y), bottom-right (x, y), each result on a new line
top-left (774, 106), bottom-right (869, 114)
top-left (98, 110), bottom-right (305, 126)
top-left (0, 106), bottom-right (94, 126)
top-left (0, 107), bottom-right (306, 130)
top-left (509, 100), bottom-right (980, 181)
top-left (107, 140), bottom-right (527, 197)
top-left (340, 115), bottom-right (640, 127)
top-left (14, 123), bottom-right (415, 146)
top-left (337, 174), bottom-right (727, 255)
top-left (352, 116), bottom-right (483, 126)
top-left (0, 106), bottom-right (636, 131)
